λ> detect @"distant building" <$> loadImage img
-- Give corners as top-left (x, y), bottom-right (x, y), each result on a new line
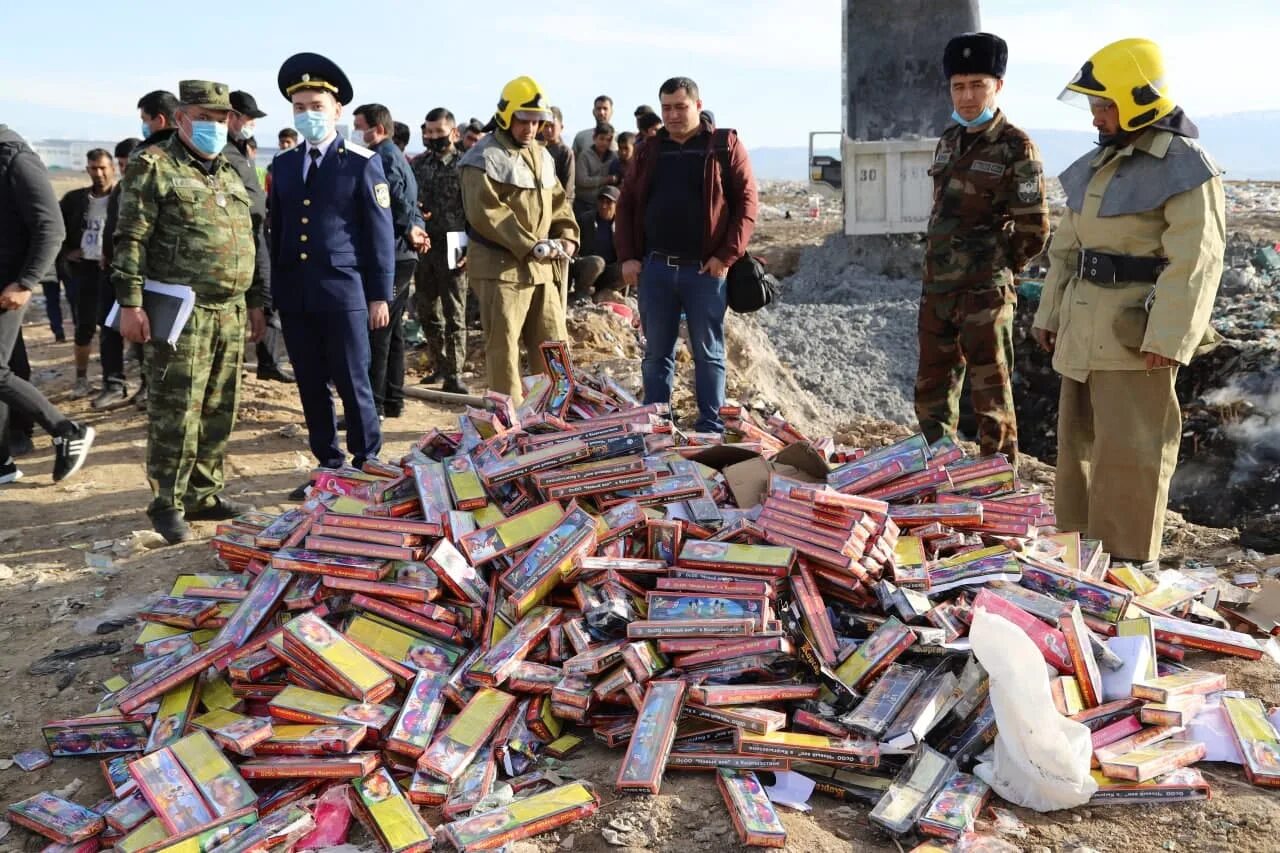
top-left (31, 139), bottom-right (118, 170)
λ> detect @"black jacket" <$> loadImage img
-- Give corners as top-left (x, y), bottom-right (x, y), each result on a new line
top-left (0, 125), bottom-right (65, 290)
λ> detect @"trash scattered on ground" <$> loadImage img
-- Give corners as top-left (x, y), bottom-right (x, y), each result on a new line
top-left (5, 340), bottom-right (1280, 852)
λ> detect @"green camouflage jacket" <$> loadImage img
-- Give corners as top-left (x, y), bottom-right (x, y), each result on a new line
top-left (413, 147), bottom-right (467, 239)
top-left (111, 134), bottom-right (259, 308)
top-left (923, 110), bottom-right (1049, 293)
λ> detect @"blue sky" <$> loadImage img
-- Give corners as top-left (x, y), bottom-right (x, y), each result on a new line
top-left (3, 0), bottom-right (1275, 150)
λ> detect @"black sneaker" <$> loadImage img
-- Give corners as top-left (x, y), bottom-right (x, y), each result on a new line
top-left (185, 494), bottom-right (254, 521)
top-left (287, 481), bottom-right (311, 501)
top-left (9, 433), bottom-right (34, 458)
top-left (52, 423), bottom-right (95, 482)
top-left (257, 366), bottom-right (294, 383)
top-left (0, 458), bottom-right (23, 485)
top-left (442, 376), bottom-right (470, 395)
top-left (419, 371), bottom-right (445, 386)
top-left (91, 381), bottom-right (130, 411)
top-left (150, 508), bottom-right (192, 544)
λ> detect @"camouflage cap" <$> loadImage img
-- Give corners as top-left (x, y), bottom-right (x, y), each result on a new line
top-left (178, 80), bottom-right (232, 111)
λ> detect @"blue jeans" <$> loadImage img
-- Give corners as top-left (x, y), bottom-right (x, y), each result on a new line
top-left (639, 256), bottom-right (727, 433)
top-left (42, 277), bottom-right (78, 337)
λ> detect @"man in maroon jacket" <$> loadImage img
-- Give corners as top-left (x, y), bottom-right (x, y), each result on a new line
top-left (615, 76), bottom-right (757, 434)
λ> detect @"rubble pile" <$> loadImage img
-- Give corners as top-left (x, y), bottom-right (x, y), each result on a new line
top-left (7, 340), bottom-right (1280, 853)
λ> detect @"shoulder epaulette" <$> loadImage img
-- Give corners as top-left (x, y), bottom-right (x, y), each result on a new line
top-left (343, 141), bottom-right (376, 160)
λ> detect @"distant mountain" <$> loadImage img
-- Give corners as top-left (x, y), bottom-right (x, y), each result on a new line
top-left (751, 110), bottom-right (1280, 182)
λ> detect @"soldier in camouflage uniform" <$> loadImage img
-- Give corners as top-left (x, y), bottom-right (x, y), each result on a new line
top-left (413, 108), bottom-right (469, 394)
top-left (916, 33), bottom-right (1049, 463)
top-left (112, 80), bottom-right (266, 544)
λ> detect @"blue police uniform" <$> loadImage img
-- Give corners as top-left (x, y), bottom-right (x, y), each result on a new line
top-left (268, 135), bottom-right (395, 467)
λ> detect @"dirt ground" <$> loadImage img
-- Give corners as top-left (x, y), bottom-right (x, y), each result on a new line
top-left (1, 188), bottom-right (1278, 852)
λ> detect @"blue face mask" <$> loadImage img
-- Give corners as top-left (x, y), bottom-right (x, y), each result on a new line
top-left (952, 106), bottom-right (995, 128)
top-left (141, 122), bottom-right (152, 140)
top-left (188, 120), bottom-right (228, 157)
top-left (294, 110), bottom-right (333, 144)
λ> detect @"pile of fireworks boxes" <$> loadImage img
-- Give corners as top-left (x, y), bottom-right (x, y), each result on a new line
top-left (8, 340), bottom-right (1280, 853)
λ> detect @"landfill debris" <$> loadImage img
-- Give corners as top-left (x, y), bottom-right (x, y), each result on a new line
top-left (28, 640), bottom-right (122, 675)
top-left (5, 339), bottom-right (1280, 852)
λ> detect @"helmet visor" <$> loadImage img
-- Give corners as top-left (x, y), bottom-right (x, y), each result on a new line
top-left (1058, 88), bottom-right (1113, 114)
top-left (513, 109), bottom-right (553, 123)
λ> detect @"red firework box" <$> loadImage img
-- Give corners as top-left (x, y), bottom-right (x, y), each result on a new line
top-left (972, 589), bottom-right (1073, 674)
top-left (830, 616), bottom-right (916, 695)
top-left (645, 519), bottom-right (683, 565)
top-left (595, 501), bottom-right (648, 547)
top-left (438, 781), bottom-right (601, 853)
top-left (478, 439), bottom-right (592, 489)
top-left (667, 749), bottom-right (789, 772)
top-left (251, 723), bottom-right (366, 756)
top-left (1059, 604), bottom-right (1104, 708)
top-left (319, 511), bottom-right (445, 541)
top-left (717, 768), bottom-right (788, 848)
top-left (310, 521), bottom-right (424, 547)
top-left (544, 468), bottom-right (658, 502)
top-left (1131, 670), bottom-right (1228, 703)
top-left (350, 768), bottom-right (436, 853)
top-left (458, 501), bottom-right (565, 565)
top-left (282, 612), bottom-right (394, 703)
top-left (426, 538), bottom-right (490, 607)
top-left (791, 567), bottom-right (841, 666)
top-left (303, 534), bottom-right (424, 562)
top-left (592, 664), bottom-right (635, 700)
top-left (507, 661), bottom-right (563, 693)
top-left (468, 607), bottom-right (563, 687)
top-left (616, 679), bottom-right (687, 794)
top-left (863, 467), bottom-right (952, 502)
top-left (736, 730), bottom-right (880, 769)
top-left (656, 575), bottom-right (776, 598)
top-left (600, 472), bottom-right (707, 510)
top-left (675, 540), bottom-right (795, 578)
top-left (564, 638), bottom-right (629, 677)
top-left (137, 597), bottom-right (220, 630)
top-left (1147, 615), bottom-right (1263, 660)
top-left (671, 636), bottom-right (791, 669)
top-left (103, 789), bottom-right (151, 834)
top-left (348, 594), bottom-right (465, 645)
top-left (627, 618), bottom-right (757, 640)
top-left (116, 641), bottom-right (232, 714)
top-left (418, 688), bottom-right (517, 783)
top-left (1221, 696), bottom-right (1280, 788)
top-left (270, 548), bottom-right (390, 582)
top-left (127, 747), bottom-right (214, 834)
top-left (43, 712), bottom-right (149, 757)
top-left (190, 708), bottom-right (274, 754)
top-left (170, 731), bottom-right (256, 817)
top-left (1099, 739), bottom-right (1207, 782)
top-left (682, 703), bottom-right (785, 735)
top-left (621, 641), bottom-right (669, 684)
top-left (408, 461), bottom-right (450, 529)
top-left (440, 455), bottom-right (485, 511)
top-left (499, 504), bottom-right (599, 618)
top-left (267, 685), bottom-right (397, 732)
top-left (540, 340), bottom-right (577, 419)
top-left (7, 792), bottom-right (104, 844)
top-left (889, 501), bottom-right (984, 529)
top-left (321, 573), bottom-right (438, 604)
top-left (531, 455), bottom-right (647, 490)
top-left (1139, 695), bottom-right (1207, 728)
top-left (645, 588), bottom-right (771, 628)
top-left (686, 683), bottom-right (822, 706)
top-left (236, 752), bottom-right (381, 780)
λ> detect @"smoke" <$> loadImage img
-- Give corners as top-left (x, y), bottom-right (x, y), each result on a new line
top-left (1202, 374), bottom-right (1280, 487)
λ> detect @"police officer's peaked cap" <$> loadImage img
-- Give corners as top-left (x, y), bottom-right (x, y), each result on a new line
top-left (943, 32), bottom-right (1008, 79)
top-left (278, 53), bottom-right (354, 105)
top-left (230, 90), bottom-right (267, 118)
top-left (179, 80), bottom-right (233, 111)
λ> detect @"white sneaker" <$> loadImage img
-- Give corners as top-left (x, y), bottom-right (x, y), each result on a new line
top-left (0, 458), bottom-right (22, 484)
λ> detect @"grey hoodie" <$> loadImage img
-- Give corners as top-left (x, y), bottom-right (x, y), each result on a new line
top-left (0, 125), bottom-right (65, 289)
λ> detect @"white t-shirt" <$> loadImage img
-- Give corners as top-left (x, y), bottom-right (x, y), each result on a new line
top-left (80, 193), bottom-right (111, 261)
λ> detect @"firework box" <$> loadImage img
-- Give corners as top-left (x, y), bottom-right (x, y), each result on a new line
top-left (43, 712), bottom-right (149, 757)
top-left (917, 771), bottom-right (990, 840)
top-left (7, 792), bottom-right (105, 844)
top-left (794, 761), bottom-right (895, 805)
top-left (237, 752), bottom-right (381, 780)
top-left (479, 440), bottom-right (592, 487)
top-left (830, 616), bottom-right (916, 696)
top-left (842, 664), bottom-right (925, 740)
top-left (386, 667), bottom-right (451, 756)
top-left (532, 455), bottom-right (646, 489)
top-left (686, 683), bottom-right (821, 707)
top-left (926, 546), bottom-right (1020, 594)
top-left (268, 685), bottom-right (397, 732)
top-left (1139, 694), bottom-right (1207, 728)
top-left (627, 618), bottom-right (757, 640)
top-left (545, 734), bottom-right (584, 759)
top-left (736, 730), bottom-right (879, 769)
top-left (348, 594), bottom-right (464, 644)
top-left (506, 661), bottom-right (562, 693)
top-left (270, 548), bottom-right (390, 582)
top-left (419, 688), bottom-right (517, 783)
top-left (103, 790), bottom-right (151, 834)
top-left (1221, 696), bottom-right (1280, 787)
top-left (540, 340), bottom-right (576, 418)
top-left (210, 567), bottom-right (293, 656)
top-left (146, 679), bottom-right (201, 753)
top-left (668, 749), bottom-right (789, 772)
top-left (1087, 767), bottom-right (1211, 804)
top-left (204, 805), bottom-right (316, 853)
top-left (674, 541), bottom-right (795, 578)
top-left (116, 641), bottom-right (232, 714)
top-left (253, 723), bottom-right (366, 756)
top-left (190, 709), bottom-right (274, 754)
top-left (499, 505), bottom-right (598, 617)
top-left (349, 768), bottom-right (435, 853)
top-left (1131, 669), bottom-right (1227, 703)
top-left (116, 817), bottom-right (169, 853)
top-left (645, 591), bottom-right (769, 628)
top-left (616, 679), bottom-right (686, 794)
top-left (621, 641), bottom-right (668, 684)
top-left (868, 745), bottom-right (956, 836)
top-left (102, 754), bottom-right (140, 798)
top-left (470, 607), bottom-right (562, 687)
top-left (169, 731), bottom-right (255, 817)
top-left (458, 502), bottom-right (564, 565)
top-left (138, 596), bottom-right (219, 630)
top-left (717, 768), bottom-right (788, 848)
top-left (973, 589), bottom-right (1073, 674)
top-left (127, 747), bottom-right (214, 834)
top-left (443, 455), bottom-right (487, 510)
top-left (884, 671), bottom-right (959, 750)
top-left (1148, 615), bottom-right (1263, 660)
top-left (438, 780), bottom-right (601, 852)
top-left (563, 639), bottom-right (628, 677)
top-left (792, 569), bottom-right (841, 666)
top-left (303, 534), bottom-right (423, 562)
top-left (443, 743), bottom-right (497, 820)
top-left (282, 612), bottom-right (394, 702)
top-left (1059, 604), bottom-right (1103, 708)
top-left (426, 539), bottom-right (489, 608)
top-left (1099, 739), bottom-right (1207, 782)
top-left (1017, 557), bottom-right (1132, 624)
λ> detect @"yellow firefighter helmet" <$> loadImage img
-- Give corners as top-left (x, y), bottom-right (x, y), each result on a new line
top-left (494, 76), bottom-right (553, 130)
top-left (1060, 38), bottom-right (1175, 131)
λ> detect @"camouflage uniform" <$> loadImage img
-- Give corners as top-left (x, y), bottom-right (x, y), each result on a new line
top-left (916, 109), bottom-right (1049, 461)
top-left (412, 147), bottom-right (468, 379)
top-left (111, 103), bottom-right (258, 519)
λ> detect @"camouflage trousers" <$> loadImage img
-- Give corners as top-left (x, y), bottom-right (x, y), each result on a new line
top-left (145, 303), bottom-right (244, 516)
top-left (414, 252), bottom-right (468, 379)
top-left (914, 285), bottom-right (1017, 461)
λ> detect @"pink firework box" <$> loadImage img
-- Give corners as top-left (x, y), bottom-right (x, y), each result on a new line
top-left (458, 501), bottom-right (566, 565)
top-left (616, 679), bottom-right (688, 794)
top-left (409, 461), bottom-right (451, 527)
top-left (973, 589), bottom-right (1073, 674)
top-left (417, 688), bottom-right (517, 784)
top-left (127, 747), bottom-right (214, 835)
top-left (7, 792), bottom-right (104, 845)
top-left (386, 667), bottom-right (451, 757)
top-left (281, 611), bottom-right (394, 703)
top-left (468, 607), bottom-right (563, 688)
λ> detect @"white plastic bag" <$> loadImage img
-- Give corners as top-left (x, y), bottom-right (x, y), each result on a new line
top-left (969, 608), bottom-right (1098, 811)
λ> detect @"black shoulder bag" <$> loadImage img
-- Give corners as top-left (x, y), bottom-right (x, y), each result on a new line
top-left (713, 129), bottom-right (779, 313)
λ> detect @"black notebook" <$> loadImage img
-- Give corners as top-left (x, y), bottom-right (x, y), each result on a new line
top-left (105, 280), bottom-right (196, 347)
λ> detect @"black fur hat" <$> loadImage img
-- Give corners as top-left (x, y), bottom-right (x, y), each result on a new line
top-left (943, 32), bottom-right (1008, 79)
